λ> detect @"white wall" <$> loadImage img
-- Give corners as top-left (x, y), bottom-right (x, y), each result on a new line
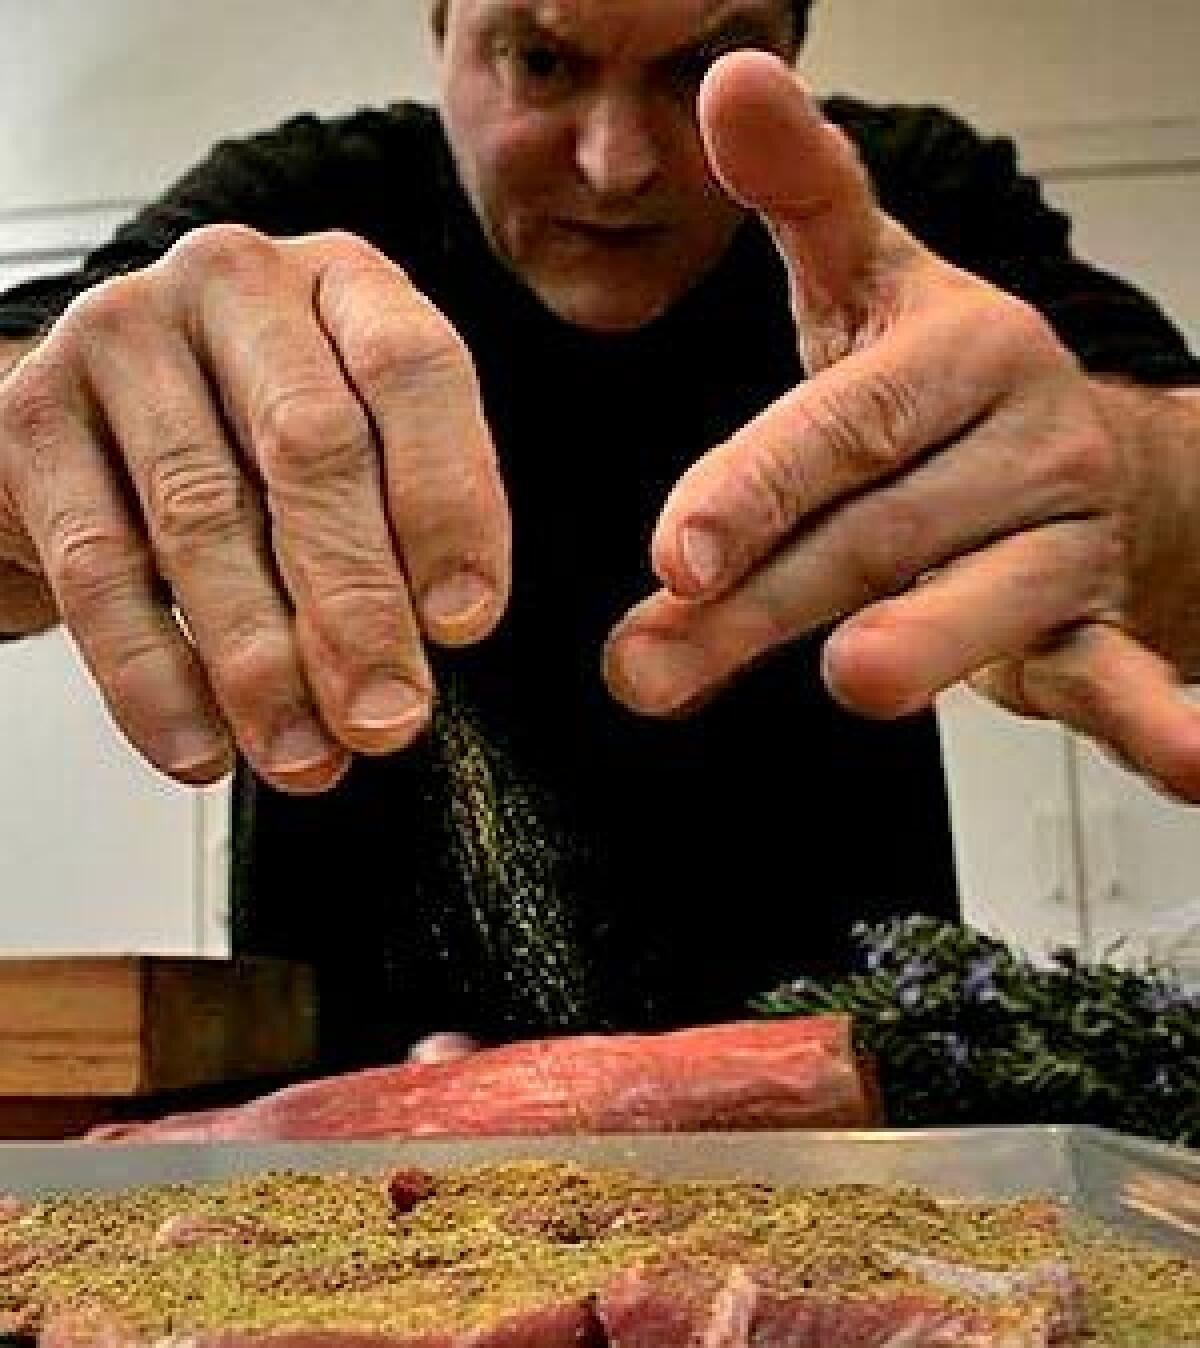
top-left (1, 1), bottom-right (436, 212)
top-left (803, 0), bottom-right (1200, 134)
top-left (803, 0), bottom-right (1200, 349)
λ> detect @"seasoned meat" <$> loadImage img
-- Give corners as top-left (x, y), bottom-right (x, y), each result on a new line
top-left (3, 1162), bottom-right (1142, 1348)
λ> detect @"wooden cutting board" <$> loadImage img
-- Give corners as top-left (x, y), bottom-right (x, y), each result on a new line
top-left (0, 956), bottom-right (317, 1099)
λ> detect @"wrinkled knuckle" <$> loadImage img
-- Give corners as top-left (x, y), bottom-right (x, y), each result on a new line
top-left (316, 230), bottom-right (390, 267)
top-left (146, 444), bottom-right (248, 560)
top-left (1003, 296), bottom-right (1067, 369)
top-left (338, 322), bottom-right (416, 391)
top-left (47, 510), bottom-right (141, 625)
top-left (740, 441), bottom-right (809, 537)
top-left (208, 620), bottom-right (290, 711)
top-left (62, 275), bottom-right (147, 343)
top-left (169, 223), bottom-right (273, 283)
top-left (309, 575), bottom-right (424, 665)
top-left (1087, 518), bottom-right (1133, 594)
top-left (857, 370), bottom-right (922, 461)
top-left (255, 387), bottom-right (371, 481)
top-left (102, 643), bottom-right (153, 707)
top-left (1052, 417), bottom-right (1119, 505)
top-left (848, 497), bottom-right (930, 597)
top-left (1064, 517), bottom-right (1131, 616)
top-left (392, 308), bottom-right (473, 387)
top-left (806, 379), bottom-right (912, 479)
top-left (312, 573), bottom-right (409, 637)
top-left (0, 364), bottom-right (65, 456)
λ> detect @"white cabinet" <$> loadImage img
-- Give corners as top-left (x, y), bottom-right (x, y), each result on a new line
top-left (0, 628), bottom-right (229, 955)
top-left (935, 688), bottom-right (1084, 958)
top-left (1074, 738), bottom-right (1200, 979)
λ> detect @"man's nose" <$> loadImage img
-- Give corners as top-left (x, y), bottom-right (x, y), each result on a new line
top-left (574, 95), bottom-right (660, 199)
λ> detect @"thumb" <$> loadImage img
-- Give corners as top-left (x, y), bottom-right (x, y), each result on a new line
top-left (698, 50), bottom-right (912, 370)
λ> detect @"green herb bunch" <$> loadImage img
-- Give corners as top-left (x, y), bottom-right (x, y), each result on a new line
top-left (752, 917), bottom-right (1200, 1147)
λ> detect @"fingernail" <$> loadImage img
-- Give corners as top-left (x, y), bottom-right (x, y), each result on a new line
top-left (422, 570), bottom-right (495, 630)
top-left (164, 724), bottom-right (231, 778)
top-left (269, 717), bottom-right (340, 776)
top-left (348, 676), bottom-right (427, 733)
top-left (607, 633), bottom-right (698, 715)
top-left (680, 524), bottom-right (724, 591)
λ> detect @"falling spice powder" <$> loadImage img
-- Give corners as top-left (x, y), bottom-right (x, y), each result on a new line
top-left (432, 685), bottom-right (594, 1032)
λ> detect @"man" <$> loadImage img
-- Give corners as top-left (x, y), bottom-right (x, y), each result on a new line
top-left (1, 0), bottom-right (1198, 1066)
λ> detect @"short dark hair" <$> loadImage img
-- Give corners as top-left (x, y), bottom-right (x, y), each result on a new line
top-left (790, 0), bottom-right (815, 43)
top-left (431, 2), bottom-right (814, 48)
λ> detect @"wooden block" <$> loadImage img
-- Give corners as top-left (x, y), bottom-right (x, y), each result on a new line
top-left (0, 1097), bottom-right (120, 1141)
top-left (0, 957), bottom-right (317, 1097)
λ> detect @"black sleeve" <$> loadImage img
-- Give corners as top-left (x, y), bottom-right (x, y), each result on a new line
top-left (0, 102), bottom-right (440, 340)
top-left (824, 95), bottom-right (1200, 387)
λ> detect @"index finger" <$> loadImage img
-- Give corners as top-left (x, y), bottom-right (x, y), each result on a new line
top-left (307, 236), bottom-right (511, 647)
top-left (651, 287), bottom-right (1028, 599)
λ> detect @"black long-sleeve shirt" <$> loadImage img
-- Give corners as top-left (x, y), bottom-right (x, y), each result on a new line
top-left (2, 99), bottom-right (1197, 1069)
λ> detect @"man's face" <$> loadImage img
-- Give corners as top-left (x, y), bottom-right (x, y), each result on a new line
top-left (435, 0), bottom-right (796, 333)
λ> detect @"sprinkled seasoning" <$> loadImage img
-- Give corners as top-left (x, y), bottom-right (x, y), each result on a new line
top-left (433, 686), bottom-right (594, 1031)
top-left (4, 1161), bottom-right (1197, 1345)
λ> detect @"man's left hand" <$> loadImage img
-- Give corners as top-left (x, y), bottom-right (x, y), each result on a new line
top-left (604, 51), bottom-right (1200, 804)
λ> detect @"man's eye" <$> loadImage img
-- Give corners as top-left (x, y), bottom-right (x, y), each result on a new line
top-left (670, 51), bottom-right (715, 92)
top-left (496, 40), bottom-right (572, 97)
top-left (520, 44), bottom-right (565, 80)
top-left (667, 43), bottom-right (756, 98)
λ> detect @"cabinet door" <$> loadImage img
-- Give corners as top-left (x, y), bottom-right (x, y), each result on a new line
top-left (936, 688), bottom-right (1083, 959)
top-left (0, 629), bottom-right (216, 954)
top-left (1072, 737), bottom-right (1200, 982)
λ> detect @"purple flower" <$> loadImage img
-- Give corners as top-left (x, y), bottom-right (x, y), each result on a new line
top-left (964, 954), bottom-right (1002, 1005)
top-left (899, 981), bottom-right (926, 1010)
top-left (1152, 1066), bottom-right (1175, 1095)
top-left (1140, 980), bottom-right (1191, 1015)
top-left (862, 928), bottom-right (898, 970)
top-left (941, 1032), bottom-right (971, 1068)
top-left (900, 956), bottom-right (936, 984)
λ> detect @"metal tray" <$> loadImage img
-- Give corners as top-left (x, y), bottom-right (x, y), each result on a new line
top-left (1, 1125), bottom-right (1197, 1258)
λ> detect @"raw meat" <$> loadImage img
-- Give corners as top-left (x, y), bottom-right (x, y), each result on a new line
top-left (90, 1017), bottom-right (878, 1142)
top-left (4, 1162), bottom-right (1094, 1348)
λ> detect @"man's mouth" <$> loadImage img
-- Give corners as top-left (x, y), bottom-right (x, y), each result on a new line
top-left (558, 219), bottom-right (665, 248)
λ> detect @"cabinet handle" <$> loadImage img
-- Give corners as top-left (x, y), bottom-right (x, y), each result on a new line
top-left (1034, 806), bottom-right (1072, 907)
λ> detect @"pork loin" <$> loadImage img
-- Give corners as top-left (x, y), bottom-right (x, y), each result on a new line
top-left (90, 1017), bottom-right (878, 1142)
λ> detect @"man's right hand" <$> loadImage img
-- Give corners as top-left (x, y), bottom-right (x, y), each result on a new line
top-left (0, 226), bottom-right (511, 793)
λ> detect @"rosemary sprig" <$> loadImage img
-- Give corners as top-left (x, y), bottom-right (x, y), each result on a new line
top-left (751, 917), bottom-right (1200, 1147)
